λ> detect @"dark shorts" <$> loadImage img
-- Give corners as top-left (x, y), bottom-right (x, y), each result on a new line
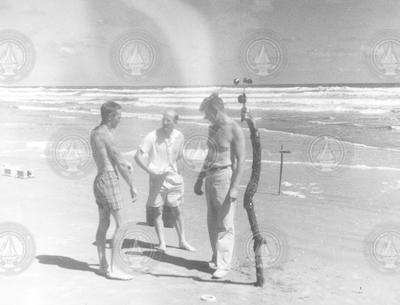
top-left (93, 171), bottom-right (123, 210)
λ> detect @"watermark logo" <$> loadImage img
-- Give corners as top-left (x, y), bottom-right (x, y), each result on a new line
top-left (46, 127), bottom-right (94, 179)
top-left (182, 135), bottom-right (218, 172)
top-left (308, 135), bottom-right (345, 173)
top-left (0, 222), bottom-right (36, 276)
top-left (241, 32), bottom-right (285, 78)
top-left (364, 224), bottom-right (400, 274)
top-left (243, 227), bottom-right (288, 270)
top-left (111, 32), bottom-right (159, 81)
top-left (0, 30), bottom-right (35, 83)
top-left (303, 132), bottom-right (352, 176)
top-left (366, 31), bottom-right (400, 80)
top-left (114, 223), bottom-right (161, 274)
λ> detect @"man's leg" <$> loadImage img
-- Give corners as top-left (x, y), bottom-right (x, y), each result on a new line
top-left (172, 206), bottom-right (195, 251)
top-left (214, 198), bottom-right (236, 274)
top-left (109, 208), bottom-right (125, 272)
top-left (147, 178), bottom-right (166, 251)
top-left (105, 208), bottom-right (133, 280)
top-left (205, 176), bottom-right (218, 264)
top-left (96, 206), bottom-right (110, 274)
top-left (213, 169), bottom-right (235, 278)
top-left (154, 206), bottom-right (167, 252)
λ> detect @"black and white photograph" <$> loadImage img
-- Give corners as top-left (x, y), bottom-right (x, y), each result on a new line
top-left (0, 0), bottom-right (399, 304)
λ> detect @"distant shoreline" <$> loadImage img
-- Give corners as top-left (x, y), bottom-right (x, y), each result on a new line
top-left (1, 82), bottom-right (400, 89)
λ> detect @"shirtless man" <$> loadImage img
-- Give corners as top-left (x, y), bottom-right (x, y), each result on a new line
top-left (91, 101), bottom-right (137, 280)
top-left (194, 93), bottom-right (246, 279)
top-left (135, 109), bottom-right (195, 253)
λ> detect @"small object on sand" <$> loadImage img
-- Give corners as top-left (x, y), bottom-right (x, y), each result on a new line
top-left (1, 165), bottom-right (34, 179)
top-left (200, 295), bottom-right (217, 302)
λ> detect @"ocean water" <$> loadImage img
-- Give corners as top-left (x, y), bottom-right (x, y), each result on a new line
top-left (1, 85), bottom-right (400, 149)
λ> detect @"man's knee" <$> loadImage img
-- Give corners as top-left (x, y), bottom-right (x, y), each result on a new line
top-left (111, 208), bottom-right (125, 227)
top-left (217, 217), bottom-right (235, 233)
top-left (153, 206), bottom-right (163, 217)
top-left (98, 209), bottom-right (111, 226)
top-left (100, 218), bottom-right (111, 228)
top-left (217, 226), bottom-right (234, 237)
top-left (171, 206), bottom-right (181, 217)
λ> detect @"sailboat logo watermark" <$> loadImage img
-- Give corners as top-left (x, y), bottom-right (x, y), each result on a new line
top-left (365, 224), bottom-right (400, 273)
top-left (243, 227), bottom-right (288, 270)
top-left (111, 32), bottom-right (158, 81)
top-left (366, 31), bottom-right (400, 80)
top-left (182, 135), bottom-right (218, 172)
top-left (308, 135), bottom-right (345, 173)
top-left (372, 39), bottom-right (400, 78)
top-left (113, 223), bottom-right (161, 274)
top-left (0, 30), bottom-right (35, 83)
top-left (242, 33), bottom-right (285, 78)
top-left (46, 128), bottom-right (94, 179)
top-left (0, 222), bottom-right (36, 276)
top-left (303, 133), bottom-right (351, 176)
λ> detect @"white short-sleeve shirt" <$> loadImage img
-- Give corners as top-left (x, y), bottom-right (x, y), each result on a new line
top-left (139, 128), bottom-right (184, 173)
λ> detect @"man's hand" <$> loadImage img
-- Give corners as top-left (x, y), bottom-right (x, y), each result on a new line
top-left (130, 186), bottom-right (137, 203)
top-left (121, 160), bottom-right (133, 173)
top-left (194, 179), bottom-right (204, 195)
top-left (229, 186), bottom-right (238, 202)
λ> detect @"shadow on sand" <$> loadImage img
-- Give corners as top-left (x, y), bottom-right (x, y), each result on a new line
top-left (36, 255), bottom-right (99, 274)
top-left (36, 238), bottom-right (252, 286)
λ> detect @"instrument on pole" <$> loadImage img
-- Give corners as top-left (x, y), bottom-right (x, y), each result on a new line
top-left (234, 77), bottom-right (266, 287)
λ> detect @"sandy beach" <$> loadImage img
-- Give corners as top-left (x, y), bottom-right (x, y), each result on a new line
top-left (1, 88), bottom-right (400, 305)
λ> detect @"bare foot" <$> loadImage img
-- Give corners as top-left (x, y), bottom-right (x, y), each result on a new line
top-left (106, 271), bottom-right (134, 281)
top-left (208, 261), bottom-right (217, 270)
top-left (156, 244), bottom-right (167, 253)
top-left (96, 264), bottom-right (108, 276)
top-left (212, 269), bottom-right (229, 279)
top-left (179, 241), bottom-right (196, 252)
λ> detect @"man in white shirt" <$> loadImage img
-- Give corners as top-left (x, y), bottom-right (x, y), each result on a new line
top-left (135, 109), bottom-right (195, 253)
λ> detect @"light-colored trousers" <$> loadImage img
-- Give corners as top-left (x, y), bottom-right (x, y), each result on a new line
top-left (205, 167), bottom-right (236, 271)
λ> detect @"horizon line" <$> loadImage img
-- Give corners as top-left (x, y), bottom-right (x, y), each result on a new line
top-left (1, 82), bottom-right (400, 89)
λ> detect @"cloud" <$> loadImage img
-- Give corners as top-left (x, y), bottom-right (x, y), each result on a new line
top-left (0, 2), bottom-right (10, 10)
top-left (252, 0), bottom-right (275, 12)
top-left (53, 39), bottom-right (94, 57)
top-left (59, 46), bottom-right (78, 56)
top-left (21, 7), bottom-right (47, 15)
top-left (309, 47), bottom-right (360, 62)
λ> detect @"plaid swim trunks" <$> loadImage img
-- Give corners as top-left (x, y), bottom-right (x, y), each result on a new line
top-left (93, 171), bottom-right (123, 210)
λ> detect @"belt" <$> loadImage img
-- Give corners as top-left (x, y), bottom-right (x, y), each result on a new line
top-left (206, 165), bottom-right (232, 173)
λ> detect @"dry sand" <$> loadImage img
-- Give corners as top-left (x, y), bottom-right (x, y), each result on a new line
top-left (1, 104), bottom-right (400, 305)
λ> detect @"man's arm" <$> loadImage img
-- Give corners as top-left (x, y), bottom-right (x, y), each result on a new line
top-left (101, 131), bottom-right (136, 200)
top-left (134, 132), bottom-right (158, 176)
top-left (176, 133), bottom-right (185, 173)
top-left (134, 136), bottom-right (164, 178)
top-left (134, 149), bottom-right (154, 175)
top-left (194, 128), bottom-right (212, 195)
top-left (229, 122), bottom-right (246, 200)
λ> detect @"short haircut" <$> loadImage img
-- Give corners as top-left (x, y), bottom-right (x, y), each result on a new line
top-left (164, 109), bottom-right (179, 122)
top-left (199, 93), bottom-right (224, 112)
top-left (101, 101), bottom-right (121, 122)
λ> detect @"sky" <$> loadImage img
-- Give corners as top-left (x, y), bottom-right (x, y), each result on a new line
top-left (0, 0), bottom-right (400, 86)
